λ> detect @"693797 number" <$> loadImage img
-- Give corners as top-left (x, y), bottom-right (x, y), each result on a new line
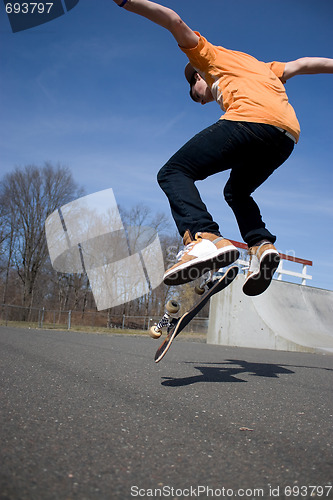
top-left (5, 3), bottom-right (54, 14)
top-left (284, 485), bottom-right (332, 497)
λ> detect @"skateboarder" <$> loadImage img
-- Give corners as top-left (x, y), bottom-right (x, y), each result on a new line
top-left (113, 0), bottom-right (333, 295)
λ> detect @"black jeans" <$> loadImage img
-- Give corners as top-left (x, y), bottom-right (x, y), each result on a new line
top-left (157, 120), bottom-right (295, 247)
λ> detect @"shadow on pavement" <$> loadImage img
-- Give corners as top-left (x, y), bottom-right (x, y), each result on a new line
top-left (161, 359), bottom-right (295, 386)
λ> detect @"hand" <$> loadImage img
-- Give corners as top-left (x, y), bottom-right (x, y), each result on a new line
top-left (112, 0), bottom-right (128, 7)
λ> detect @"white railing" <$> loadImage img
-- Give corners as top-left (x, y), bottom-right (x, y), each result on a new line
top-left (276, 260), bottom-right (312, 285)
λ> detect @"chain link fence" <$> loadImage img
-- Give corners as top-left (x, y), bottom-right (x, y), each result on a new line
top-left (0, 303), bottom-right (208, 336)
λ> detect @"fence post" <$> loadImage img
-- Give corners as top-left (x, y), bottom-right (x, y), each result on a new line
top-left (68, 310), bottom-right (71, 330)
top-left (277, 261), bottom-right (283, 281)
top-left (302, 265), bottom-right (307, 286)
top-left (41, 307), bottom-right (45, 328)
top-left (38, 307), bottom-right (45, 328)
top-left (122, 315), bottom-right (125, 329)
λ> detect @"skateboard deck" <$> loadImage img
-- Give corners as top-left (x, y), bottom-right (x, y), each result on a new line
top-left (154, 265), bottom-right (238, 363)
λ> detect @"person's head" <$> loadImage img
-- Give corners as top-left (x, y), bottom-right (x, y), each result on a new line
top-left (185, 63), bottom-right (214, 105)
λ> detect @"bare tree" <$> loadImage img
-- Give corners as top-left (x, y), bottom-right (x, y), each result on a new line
top-left (1, 170), bottom-right (205, 326)
top-left (0, 163), bottom-right (84, 312)
top-left (118, 203), bottom-right (172, 317)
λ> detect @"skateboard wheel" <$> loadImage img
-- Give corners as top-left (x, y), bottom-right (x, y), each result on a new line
top-left (195, 286), bottom-right (205, 295)
top-left (166, 300), bottom-right (180, 314)
top-left (149, 326), bottom-right (162, 339)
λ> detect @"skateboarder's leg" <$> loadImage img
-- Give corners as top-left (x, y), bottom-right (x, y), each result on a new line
top-left (221, 122), bottom-right (295, 295)
top-left (157, 120), bottom-right (241, 285)
top-left (157, 120), bottom-right (238, 237)
top-left (223, 123), bottom-right (294, 247)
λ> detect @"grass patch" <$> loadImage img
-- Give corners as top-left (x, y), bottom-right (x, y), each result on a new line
top-left (0, 320), bottom-right (147, 335)
top-left (0, 321), bottom-right (206, 339)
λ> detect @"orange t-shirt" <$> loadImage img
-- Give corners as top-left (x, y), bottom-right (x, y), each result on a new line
top-left (181, 33), bottom-right (300, 142)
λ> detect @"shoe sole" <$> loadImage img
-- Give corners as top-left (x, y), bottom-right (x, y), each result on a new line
top-left (243, 251), bottom-right (280, 296)
top-left (163, 247), bottom-right (240, 286)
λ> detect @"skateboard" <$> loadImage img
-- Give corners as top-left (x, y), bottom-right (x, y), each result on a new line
top-left (151, 265), bottom-right (239, 363)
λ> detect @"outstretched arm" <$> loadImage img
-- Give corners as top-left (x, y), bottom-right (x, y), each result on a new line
top-left (113, 0), bottom-right (199, 49)
top-left (283, 57), bottom-right (333, 81)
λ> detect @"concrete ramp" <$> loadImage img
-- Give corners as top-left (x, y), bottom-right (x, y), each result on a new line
top-left (207, 275), bottom-right (333, 353)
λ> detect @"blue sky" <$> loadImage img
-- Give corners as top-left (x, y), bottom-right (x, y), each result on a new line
top-left (0, 0), bottom-right (332, 290)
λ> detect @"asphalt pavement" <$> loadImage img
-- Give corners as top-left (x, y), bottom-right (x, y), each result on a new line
top-left (1, 326), bottom-right (332, 500)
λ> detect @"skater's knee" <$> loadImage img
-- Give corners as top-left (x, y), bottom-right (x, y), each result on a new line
top-left (157, 160), bottom-right (181, 187)
top-left (158, 158), bottom-right (195, 192)
top-left (224, 182), bottom-right (246, 206)
top-left (157, 164), bottom-right (168, 187)
top-left (223, 183), bottom-right (233, 205)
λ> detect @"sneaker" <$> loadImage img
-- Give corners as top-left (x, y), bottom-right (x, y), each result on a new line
top-left (163, 230), bottom-right (239, 286)
top-left (242, 241), bottom-right (280, 296)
